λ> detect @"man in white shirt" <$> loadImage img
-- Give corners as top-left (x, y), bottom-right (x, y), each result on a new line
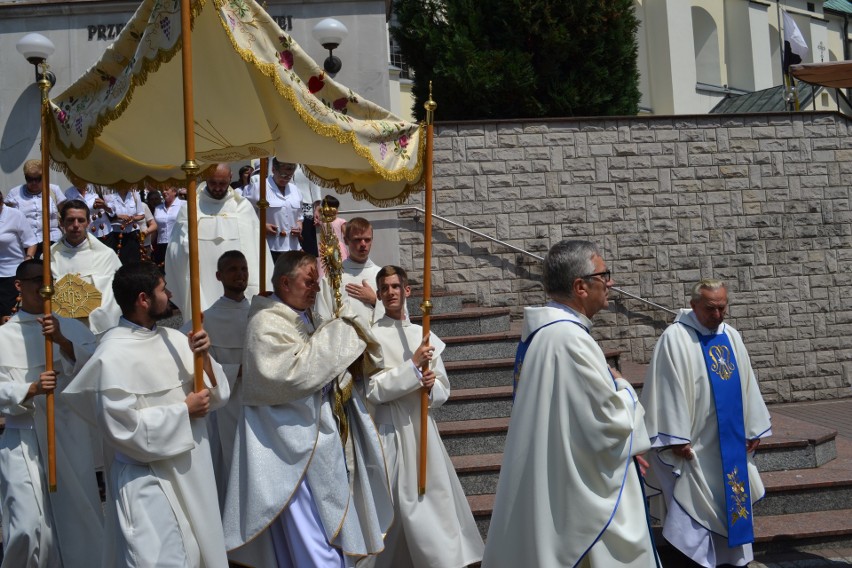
top-left (316, 216), bottom-right (384, 324)
top-left (165, 163), bottom-right (271, 315)
top-left (4, 159), bottom-right (66, 259)
top-left (50, 200), bottom-right (122, 335)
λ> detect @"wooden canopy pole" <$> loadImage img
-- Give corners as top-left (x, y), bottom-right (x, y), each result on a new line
top-left (258, 158), bottom-right (269, 293)
top-left (418, 84), bottom-right (436, 496)
top-left (38, 61), bottom-right (57, 492)
top-left (178, 0), bottom-right (203, 392)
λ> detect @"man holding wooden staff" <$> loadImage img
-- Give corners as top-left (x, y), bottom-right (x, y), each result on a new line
top-left (0, 259), bottom-right (103, 568)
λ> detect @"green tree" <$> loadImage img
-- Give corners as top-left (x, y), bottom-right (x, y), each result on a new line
top-left (391, 0), bottom-right (641, 121)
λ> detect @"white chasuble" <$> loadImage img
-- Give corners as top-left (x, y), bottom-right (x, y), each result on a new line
top-left (65, 320), bottom-right (230, 568)
top-left (223, 295), bottom-right (392, 567)
top-left (367, 317), bottom-right (484, 568)
top-left (51, 233), bottom-right (122, 334)
top-left (0, 312), bottom-right (104, 568)
top-left (640, 309), bottom-right (771, 568)
top-left (482, 304), bottom-right (657, 568)
top-left (165, 187), bottom-right (272, 315)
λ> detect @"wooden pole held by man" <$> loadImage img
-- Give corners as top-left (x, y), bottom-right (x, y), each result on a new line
top-left (39, 62), bottom-right (57, 491)
top-left (419, 84), bottom-right (437, 496)
top-left (178, 0), bottom-right (203, 392)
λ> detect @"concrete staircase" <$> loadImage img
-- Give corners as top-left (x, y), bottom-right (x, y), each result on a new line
top-left (411, 290), bottom-right (852, 557)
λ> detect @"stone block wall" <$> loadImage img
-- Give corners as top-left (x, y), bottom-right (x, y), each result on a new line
top-left (397, 112), bottom-right (852, 403)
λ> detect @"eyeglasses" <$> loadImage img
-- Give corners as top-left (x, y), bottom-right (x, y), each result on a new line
top-left (581, 270), bottom-right (612, 283)
top-left (25, 175), bottom-right (42, 183)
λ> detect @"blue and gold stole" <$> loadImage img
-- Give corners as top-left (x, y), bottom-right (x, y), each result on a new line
top-left (695, 329), bottom-right (754, 547)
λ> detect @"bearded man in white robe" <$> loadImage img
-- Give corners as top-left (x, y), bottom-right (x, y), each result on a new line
top-left (483, 240), bottom-right (658, 568)
top-left (0, 259), bottom-right (104, 568)
top-left (51, 199), bottom-right (122, 334)
top-left (316, 217), bottom-right (384, 324)
top-left (223, 250), bottom-right (392, 568)
top-left (640, 279), bottom-right (771, 568)
top-left (65, 261), bottom-right (230, 567)
top-left (367, 265), bottom-right (483, 568)
top-left (165, 163), bottom-right (272, 315)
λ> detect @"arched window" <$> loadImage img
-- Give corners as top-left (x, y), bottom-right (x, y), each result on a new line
top-left (692, 6), bottom-right (722, 86)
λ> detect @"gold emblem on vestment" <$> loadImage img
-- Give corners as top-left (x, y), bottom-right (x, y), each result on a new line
top-left (53, 273), bottom-right (101, 319)
top-left (726, 467), bottom-right (750, 525)
top-left (708, 345), bottom-right (735, 380)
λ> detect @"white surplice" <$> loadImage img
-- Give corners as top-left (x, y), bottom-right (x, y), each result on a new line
top-left (316, 258), bottom-right (384, 325)
top-left (367, 316), bottom-right (484, 568)
top-left (165, 187), bottom-right (272, 315)
top-left (65, 319), bottom-right (230, 568)
top-left (198, 295), bottom-right (249, 508)
top-left (223, 295), bottom-right (393, 568)
top-left (0, 312), bottom-right (104, 568)
top-left (482, 303), bottom-right (657, 568)
top-left (640, 309), bottom-right (772, 568)
top-left (51, 233), bottom-right (122, 334)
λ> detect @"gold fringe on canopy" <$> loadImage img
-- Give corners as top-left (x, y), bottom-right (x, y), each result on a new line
top-left (46, 0), bottom-right (424, 204)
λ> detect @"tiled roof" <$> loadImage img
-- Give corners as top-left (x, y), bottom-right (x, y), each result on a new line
top-left (825, 0), bottom-right (852, 15)
top-left (710, 82), bottom-right (819, 113)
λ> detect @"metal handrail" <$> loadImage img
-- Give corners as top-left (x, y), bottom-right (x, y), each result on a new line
top-left (341, 206), bottom-right (677, 316)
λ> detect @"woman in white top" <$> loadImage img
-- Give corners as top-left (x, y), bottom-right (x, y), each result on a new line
top-left (0, 194), bottom-right (38, 320)
top-left (104, 188), bottom-right (145, 264)
top-left (152, 185), bottom-right (183, 267)
top-left (3, 159), bottom-right (65, 259)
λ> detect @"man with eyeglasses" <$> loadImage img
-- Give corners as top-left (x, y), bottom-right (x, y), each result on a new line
top-left (484, 240), bottom-right (658, 568)
top-left (4, 159), bottom-right (66, 259)
top-left (640, 279), bottom-right (771, 568)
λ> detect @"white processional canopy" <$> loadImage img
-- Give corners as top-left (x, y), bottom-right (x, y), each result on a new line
top-left (45, 0), bottom-right (424, 205)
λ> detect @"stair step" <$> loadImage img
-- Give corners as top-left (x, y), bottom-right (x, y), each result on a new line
top-left (756, 436), bottom-right (852, 516)
top-left (445, 358), bottom-right (514, 390)
top-left (407, 289), bottom-right (465, 316)
top-left (412, 307), bottom-right (512, 336)
top-left (439, 417), bottom-right (509, 456)
top-left (755, 411), bottom-right (837, 472)
top-left (754, 508), bottom-right (852, 553)
top-left (433, 386), bottom-right (514, 422)
top-left (441, 331), bottom-right (520, 362)
top-left (451, 453), bottom-right (502, 496)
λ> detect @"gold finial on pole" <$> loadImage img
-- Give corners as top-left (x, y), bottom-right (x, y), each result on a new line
top-left (424, 81), bottom-right (437, 125)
